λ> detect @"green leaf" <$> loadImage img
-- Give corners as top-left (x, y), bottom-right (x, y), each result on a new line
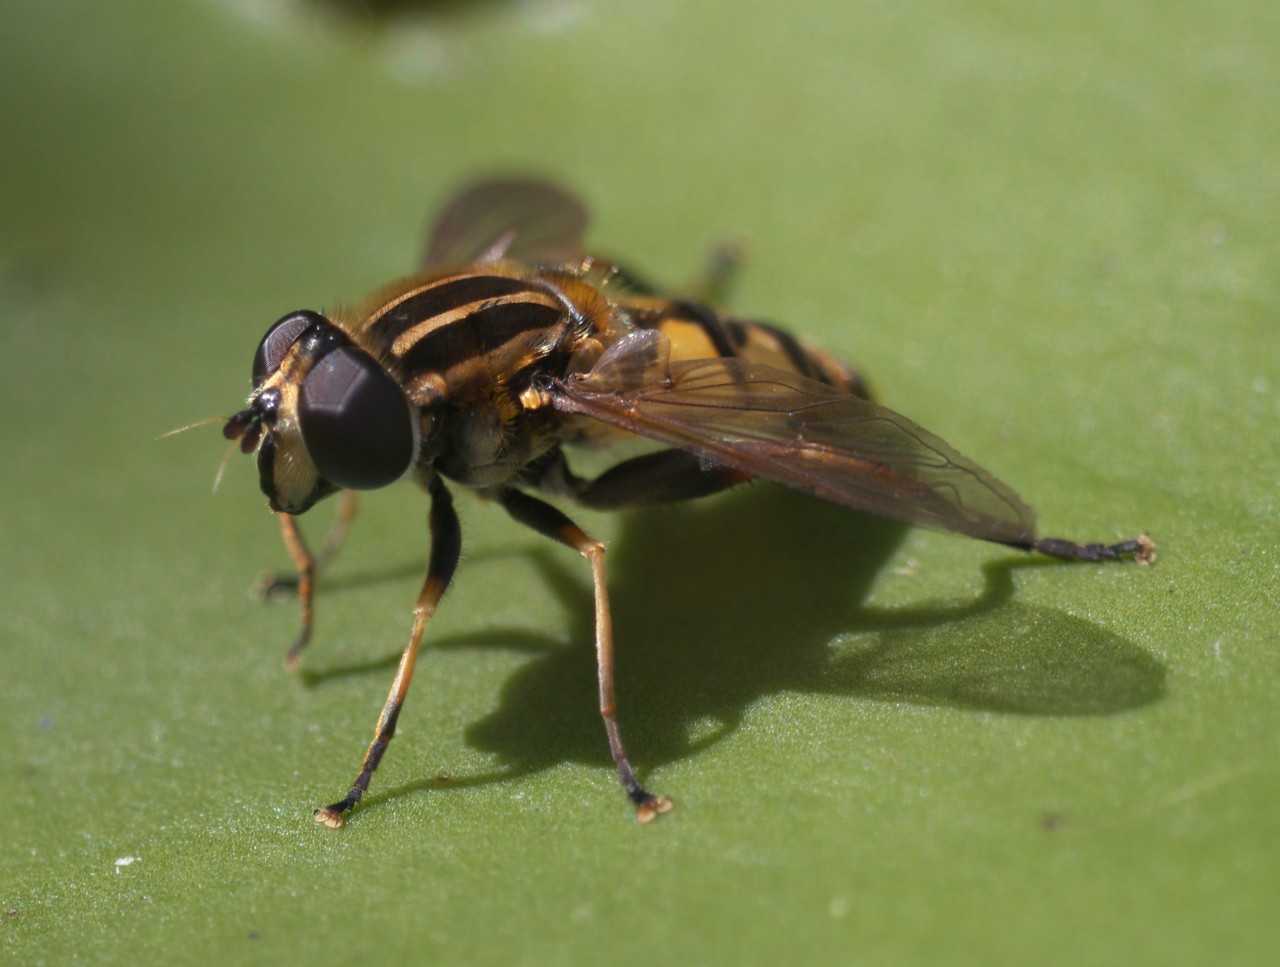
top-left (3, 1), bottom-right (1276, 964)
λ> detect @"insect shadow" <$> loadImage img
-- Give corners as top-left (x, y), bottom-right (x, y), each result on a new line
top-left (314, 485), bottom-right (1164, 810)
top-left (425, 485), bottom-right (1166, 792)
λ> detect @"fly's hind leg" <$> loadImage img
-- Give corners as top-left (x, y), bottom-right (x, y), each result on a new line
top-left (314, 477), bottom-right (460, 828)
top-left (497, 486), bottom-right (674, 823)
top-left (1007, 533), bottom-right (1156, 564)
top-left (686, 242), bottom-right (745, 306)
top-left (548, 448), bottom-right (753, 511)
top-left (258, 491), bottom-right (359, 668)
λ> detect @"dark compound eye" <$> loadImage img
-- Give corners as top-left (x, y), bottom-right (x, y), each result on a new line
top-left (253, 310), bottom-right (326, 388)
top-left (298, 346), bottom-right (415, 490)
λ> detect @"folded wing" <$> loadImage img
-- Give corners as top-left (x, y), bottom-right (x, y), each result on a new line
top-left (550, 330), bottom-right (1038, 545)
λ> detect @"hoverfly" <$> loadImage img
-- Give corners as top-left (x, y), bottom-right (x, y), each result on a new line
top-left (221, 179), bottom-right (1153, 827)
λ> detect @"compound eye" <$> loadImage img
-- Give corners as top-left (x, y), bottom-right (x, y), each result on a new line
top-left (298, 347), bottom-right (415, 490)
top-left (253, 310), bottom-right (325, 387)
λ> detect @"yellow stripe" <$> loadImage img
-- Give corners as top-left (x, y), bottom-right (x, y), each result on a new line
top-left (363, 272), bottom-right (477, 328)
top-left (657, 319), bottom-right (722, 363)
top-left (390, 290), bottom-right (564, 356)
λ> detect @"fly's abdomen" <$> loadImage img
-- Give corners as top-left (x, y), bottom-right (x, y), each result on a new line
top-left (627, 298), bottom-right (870, 399)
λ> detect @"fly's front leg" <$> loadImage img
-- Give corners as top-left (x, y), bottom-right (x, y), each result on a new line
top-left (259, 491), bottom-right (358, 598)
top-left (262, 491), bottom-right (359, 668)
top-left (497, 487), bottom-right (673, 823)
top-left (314, 477), bottom-right (461, 829)
top-left (273, 512), bottom-right (317, 669)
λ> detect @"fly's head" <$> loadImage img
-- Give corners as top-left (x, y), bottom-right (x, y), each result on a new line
top-left (224, 310), bottom-right (419, 515)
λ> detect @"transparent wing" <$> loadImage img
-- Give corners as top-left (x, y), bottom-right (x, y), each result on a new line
top-left (550, 330), bottom-right (1039, 545)
top-left (423, 178), bottom-right (589, 268)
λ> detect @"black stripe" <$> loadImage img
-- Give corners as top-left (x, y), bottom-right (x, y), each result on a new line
top-left (369, 275), bottom-right (535, 341)
top-left (756, 321), bottom-right (828, 384)
top-left (724, 319), bottom-right (751, 349)
top-left (399, 300), bottom-right (565, 375)
top-left (674, 300), bottom-right (737, 358)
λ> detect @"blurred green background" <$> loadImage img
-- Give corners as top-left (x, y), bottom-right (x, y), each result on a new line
top-left (2, 1), bottom-right (1276, 963)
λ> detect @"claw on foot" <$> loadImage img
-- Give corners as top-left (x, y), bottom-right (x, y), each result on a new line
top-left (253, 571), bottom-right (300, 601)
top-left (283, 634), bottom-right (310, 670)
top-left (635, 796), bottom-right (674, 824)
top-left (313, 807), bottom-right (345, 829)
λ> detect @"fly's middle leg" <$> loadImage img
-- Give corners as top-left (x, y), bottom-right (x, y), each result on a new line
top-left (498, 486), bottom-right (673, 823)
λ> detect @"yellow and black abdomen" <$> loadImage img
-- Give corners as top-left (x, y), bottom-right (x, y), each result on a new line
top-left (625, 297), bottom-right (870, 400)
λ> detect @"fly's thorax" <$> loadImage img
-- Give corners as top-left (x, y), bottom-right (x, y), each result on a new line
top-left (224, 310), bottom-right (423, 515)
top-left (355, 265), bottom-right (620, 405)
top-left (326, 266), bottom-right (619, 488)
